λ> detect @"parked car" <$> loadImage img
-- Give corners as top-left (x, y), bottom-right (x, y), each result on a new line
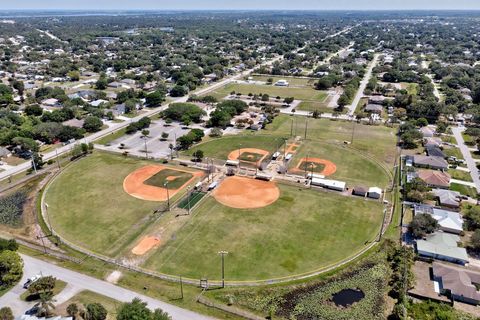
top-left (23, 274), bottom-right (42, 289)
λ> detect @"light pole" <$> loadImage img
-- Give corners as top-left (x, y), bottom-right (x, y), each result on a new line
top-left (44, 202), bottom-right (52, 232)
top-left (164, 181), bottom-right (170, 211)
top-left (31, 152), bottom-right (37, 174)
top-left (55, 148), bottom-right (61, 170)
top-left (218, 250), bottom-right (228, 288)
top-left (187, 186), bottom-right (191, 214)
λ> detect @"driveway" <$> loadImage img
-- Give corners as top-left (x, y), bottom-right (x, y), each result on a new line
top-left (0, 254), bottom-right (215, 320)
top-left (451, 126), bottom-right (480, 193)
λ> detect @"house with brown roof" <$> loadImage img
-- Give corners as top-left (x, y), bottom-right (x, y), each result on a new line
top-left (417, 169), bottom-right (451, 189)
top-left (433, 262), bottom-right (480, 305)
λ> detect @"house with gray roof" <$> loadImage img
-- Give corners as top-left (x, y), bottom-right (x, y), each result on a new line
top-left (364, 104), bottom-right (383, 114)
top-left (431, 189), bottom-right (461, 209)
top-left (432, 262), bottom-right (480, 305)
top-left (412, 155), bottom-right (448, 170)
top-left (415, 232), bottom-right (468, 265)
top-left (414, 205), bottom-right (463, 234)
top-left (426, 146), bottom-right (446, 159)
top-left (0, 147), bottom-right (11, 158)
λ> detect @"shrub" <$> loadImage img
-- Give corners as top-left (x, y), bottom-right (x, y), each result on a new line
top-left (0, 191), bottom-right (27, 226)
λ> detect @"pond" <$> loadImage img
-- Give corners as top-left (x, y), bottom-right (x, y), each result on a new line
top-left (331, 288), bottom-right (365, 307)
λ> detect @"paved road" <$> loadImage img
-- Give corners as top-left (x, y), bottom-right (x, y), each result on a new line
top-left (451, 126), bottom-right (480, 193)
top-left (0, 254), bottom-right (215, 320)
top-left (347, 53), bottom-right (380, 116)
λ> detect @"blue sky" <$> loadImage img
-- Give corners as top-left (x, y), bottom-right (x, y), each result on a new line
top-left (2, 0), bottom-right (480, 10)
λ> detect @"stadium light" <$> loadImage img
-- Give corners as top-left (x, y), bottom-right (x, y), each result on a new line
top-left (218, 250), bottom-right (228, 288)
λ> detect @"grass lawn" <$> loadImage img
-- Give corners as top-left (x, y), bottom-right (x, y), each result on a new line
top-left (289, 140), bottom-right (390, 187)
top-left (205, 83), bottom-right (328, 102)
top-left (471, 151), bottom-right (480, 160)
top-left (44, 151), bottom-right (199, 257)
top-left (400, 82), bottom-right (419, 95)
top-left (297, 101), bottom-right (338, 113)
top-left (448, 169), bottom-right (473, 182)
top-left (451, 183), bottom-right (478, 198)
top-left (264, 115), bottom-right (397, 170)
top-left (56, 290), bottom-right (120, 320)
top-left (143, 184), bottom-right (383, 280)
top-left (462, 133), bottom-right (476, 147)
top-left (443, 146), bottom-right (464, 160)
top-left (144, 168), bottom-right (193, 189)
top-left (94, 128), bottom-right (127, 146)
top-left (250, 75), bottom-right (315, 87)
top-left (185, 135), bottom-right (286, 160)
top-left (440, 135), bottom-right (456, 144)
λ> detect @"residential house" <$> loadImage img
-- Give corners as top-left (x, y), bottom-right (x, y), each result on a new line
top-left (432, 262), bottom-right (480, 305)
top-left (365, 104), bottom-right (383, 114)
top-left (0, 147), bottom-right (11, 158)
top-left (431, 189), bottom-right (462, 209)
top-left (41, 98), bottom-right (60, 108)
top-left (426, 146), bottom-right (446, 159)
top-left (90, 99), bottom-right (108, 107)
top-left (414, 205), bottom-right (463, 234)
top-left (415, 232), bottom-right (468, 265)
top-left (419, 127), bottom-right (435, 138)
top-left (423, 137), bottom-right (442, 148)
top-left (412, 155), bottom-right (448, 171)
top-left (417, 169), bottom-right (451, 189)
top-left (368, 96), bottom-right (385, 104)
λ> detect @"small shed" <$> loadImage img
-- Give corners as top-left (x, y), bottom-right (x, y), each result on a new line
top-left (353, 186), bottom-right (368, 197)
top-left (368, 187), bottom-right (382, 199)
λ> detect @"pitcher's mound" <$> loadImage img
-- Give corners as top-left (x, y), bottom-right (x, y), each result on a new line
top-left (213, 176), bottom-right (280, 209)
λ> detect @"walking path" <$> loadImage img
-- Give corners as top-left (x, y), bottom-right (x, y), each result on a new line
top-left (0, 254), bottom-right (215, 320)
top-left (347, 53), bottom-right (380, 116)
top-left (451, 126), bottom-right (480, 193)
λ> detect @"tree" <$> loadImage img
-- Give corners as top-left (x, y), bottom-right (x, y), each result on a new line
top-left (67, 71), bottom-right (80, 81)
top-left (12, 137), bottom-right (39, 153)
top-left (209, 128), bottom-right (223, 137)
top-left (152, 309), bottom-right (172, 320)
top-left (161, 132), bottom-right (169, 141)
top-left (0, 239), bottom-right (18, 252)
top-left (0, 84), bottom-right (13, 106)
top-left (95, 76), bottom-right (108, 90)
top-left (409, 213), bottom-right (438, 238)
top-left (261, 94), bottom-right (269, 102)
top-left (181, 115), bottom-right (191, 126)
top-left (66, 303), bottom-right (79, 319)
top-left (35, 292), bottom-right (56, 318)
top-left (169, 85), bottom-right (187, 97)
top-left (0, 307), bottom-right (13, 320)
top-left (83, 116), bottom-right (103, 132)
top-left (31, 153), bottom-right (45, 171)
top-left (12, 80), bottom-right (24, 96)
top-left (117, 298), bottom-right (151, 320)
top-left (0, 250), bottom-right (22, 289)
top-left (416, 118), bottom-right (428, 127)
top-left (146, 90), bottom-right (165, 107)
top-left (84, 303), bottom-right (107, 320)
top-left (283, 97), bottom-right (294, 105)
top-left (28, 276), bottom-right (56, 296)
top-left (193, 150), bottom-right (204, 162)
top-left (24, 104), bottom-right (43, 116)
top-left (141, 129), bottom-right (150, 138)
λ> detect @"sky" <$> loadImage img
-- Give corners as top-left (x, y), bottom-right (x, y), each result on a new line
top-left (1, 0), bottom-right (480, 11)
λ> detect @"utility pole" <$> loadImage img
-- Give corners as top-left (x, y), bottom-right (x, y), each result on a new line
top-left (304, 116), bottom-right (308, 140)
top-left (144, 138), bottom-right (148, 159)
top-left (180, 276), bottom-right (184, 299)
top-left (187, 186), bottom-right (191, 214)
top-left (218, 251), bottom-right (228, 288)
top-left (164, 181), bottom-right (170, 211)
top-left (55, 148), bottom-right (61, 170)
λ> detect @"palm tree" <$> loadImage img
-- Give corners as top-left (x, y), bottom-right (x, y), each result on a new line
top-left (35, 292), bottom-right (56, 318)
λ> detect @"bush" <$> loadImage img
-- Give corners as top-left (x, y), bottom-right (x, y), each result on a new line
top-left (0, 190), bottom-right (27, 226)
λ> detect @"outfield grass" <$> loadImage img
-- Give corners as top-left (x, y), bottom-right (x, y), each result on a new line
top-left (264, 115), bottom-right (397, 170)
top-left (205, 83), bottom-right (328, 101)
top-left (143, 184), bottom-right (383, 280)
top-left (44, 152), bottom-right (200, 257)
top-left (185, 135), bottom-right (286, 160)
top-left (144, 168), bottom-right (193, 189)
top-left (290, 141), bottom-right (390, 187)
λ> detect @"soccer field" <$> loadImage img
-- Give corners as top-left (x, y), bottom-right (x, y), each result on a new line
top-left (143, 183), bottom-right (383, 281)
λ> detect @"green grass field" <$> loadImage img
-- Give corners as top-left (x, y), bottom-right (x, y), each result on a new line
top-left (264, 115), bottom-right (397, 170)
top-left (177, 191), bottom-right (206, 210)
top-left (44, 152), bottom-right (200, 257)
top-left (289, 141), bottom-right (390, 187)
top-left (185, 135), bottom-right (286, 160)
top-left (143, 184), bottom-right (383, 280)
top-left (448, 169), bottom-right (473, 182)
top-left (144, 168), bottom-right (193, 189)
top-left (205, 83), bottom-right (328, 102)
top-left (250, 75), bottom-right (316, 87)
